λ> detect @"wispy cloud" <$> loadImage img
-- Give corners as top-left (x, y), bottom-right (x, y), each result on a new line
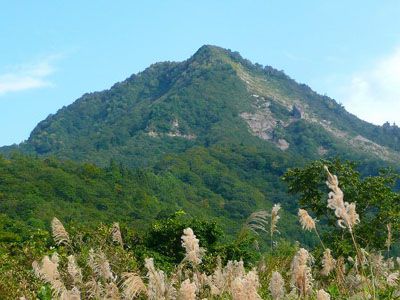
top-left (339, 46), bottom-right (400, 125)
top-left (283, 51), bottom-right (310, 63)
top-left (0, 55), bottom-right (61, 96)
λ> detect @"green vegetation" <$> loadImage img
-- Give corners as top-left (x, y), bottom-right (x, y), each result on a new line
top-left (1, 164), bottom-right (399, 299)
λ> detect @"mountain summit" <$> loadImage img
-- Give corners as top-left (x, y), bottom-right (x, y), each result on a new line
top-left (5, 45), bottom-right (400, 167)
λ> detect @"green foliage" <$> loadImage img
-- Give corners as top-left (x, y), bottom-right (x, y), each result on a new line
top-left (37, 285), bottom-right (52, 300)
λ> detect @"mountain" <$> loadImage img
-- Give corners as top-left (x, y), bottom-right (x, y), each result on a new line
top-left (4, 45), bottom-right (400, 168)
top-left (1, 45), bottom-right (400, 243)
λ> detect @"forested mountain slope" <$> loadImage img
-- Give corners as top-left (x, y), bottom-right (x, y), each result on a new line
top-left (4, 45), bottom-right (400, 168)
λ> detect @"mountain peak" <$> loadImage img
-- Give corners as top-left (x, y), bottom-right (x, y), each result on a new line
top-left (194, 44), bottom-right (227, 56)
top-left (190, 45), bottom-right (242, 64)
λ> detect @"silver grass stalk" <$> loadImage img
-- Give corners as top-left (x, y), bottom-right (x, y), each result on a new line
top-left (145, 258), bottom-right (176, 300)
top-left (369, 252), bottom-right (386, 275)
top-left (209, 259), bottom-right (245, 296)
top-left (85, 279), bottom-right (104, 299)
top-left (324, 166), bottom-right (360, 232)
top-left (32, 255), bottom-right (60, 285)
top-left (51, 252), bottom-right (60, 265)
top-left (335, 257), bottom-right (346, 286)
top-left (224, 260), bottom-right (245, 292)
top-left (298, 209), bottom-right (326, 249)
top-left (316, 289), bottom-right (331, 300)
top-left (298, 209), bottom-right (315, 231)
top-left (385, 223), bottom-right (392, 254)
top-left (209, 257), bottom-right (225, 295)
top-left (270, 204), bottom-right (281, 248)
top-left (111, 222), bottom-right (123, 246)
top-left (32, 255), bottom-right (66, 297)
top-left (88, 249), bottom-right (114, 281)
top-left (245, 210), bottom-right (269, 235)
top-left (387, 257), bottom-right (395, 270)
top-left (51, 217), bottom-right (70, 246)
top-left (324, 166), bottom-right (362, 272)
top-left (387, 271), bottom-right (399, 286)
top-left (230, 270), bottom-right (262, 300)
top-left (271, 204), bottom-right (281, 235)
top-left (269, 271), bottom-right (285, 300)
top-left (321, 248), bottom-right (336, 276)
top-left (290, 248), bottom-right (313, 297)
top-left (121, 272), bottom-right (147, 299)
top-left (104, 282), bottom-right (120, 300)
top-left (181, 228), bottom-right (205, 266)
top-left (60, 287), bottom-right (81, 300)
top-left (178, 279), bottom-right (197, 300)
top-left (192, 272), bottom-right (208, 295)
top-left (67, 255), bottom-right (83, 284)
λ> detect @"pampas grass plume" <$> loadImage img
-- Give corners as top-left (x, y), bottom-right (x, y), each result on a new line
top-left (271, 204), bottom-right (281, 235)
top-left (67, 255), bottom-right (83, 284)
top-left (245, 210), bottom-right (269, 234)
top-left (181, 228), bottom-right (205, 265)
top-left (121, 272), bottom-right (147, 299)
top-left (111, 222), bottom-right (123, 246)
top-left (145, 258), bottom-right (176, 300)
top-left (298, 209), bottom-right (315, 231)
top-left (290, 248), bottom-right (313, 297)
top-left (230, 270), bottom-right (261, 300)
top-left (269, 271), bottom-right (285, 300)
top-left (51, 217), bottom-right (70, 246)
top-left (321, 248), bottom-right (336, 276)
top-left (178, 279), bottom-right (197, 300)
top-left (88, 249), bottom-right (114, 281)
top-left (386, 271), bottom-right (399, 286)
top-left (324, 166), bottom-right (360, 231)
top-left (316, 289), bottom-right (331, 300)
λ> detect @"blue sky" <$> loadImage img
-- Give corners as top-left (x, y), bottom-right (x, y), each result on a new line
top-left (1, 1), bottom-right (400, 146)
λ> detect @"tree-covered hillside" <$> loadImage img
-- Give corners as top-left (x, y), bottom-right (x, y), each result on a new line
top-left (4, 45), bottom-right (400, 169)
top-left (0, 148), bottom-right (306, 245)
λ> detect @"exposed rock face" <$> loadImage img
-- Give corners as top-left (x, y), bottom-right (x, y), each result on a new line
top-left (277, 139), bottom-right (289, 150)
top-left (317, 146), bottom-right (328, 156)
top-left (240, 94), bottom-right (294, 151)
top-left (240, 108), bottom-right (277, 141)
top-left (147, 119), bottom-right (196, 140)
top-left (292, 105), bottom-right (304, 119)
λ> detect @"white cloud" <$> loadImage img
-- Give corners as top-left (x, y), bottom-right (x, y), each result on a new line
top-left (0, 55), bottom-right (60, 96)
top-left (339, 47), bottom-right (400, 125)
